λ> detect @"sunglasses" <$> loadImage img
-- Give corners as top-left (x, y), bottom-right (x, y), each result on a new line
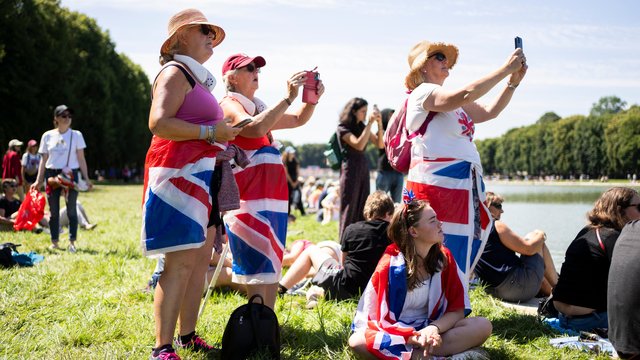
top-left (57, 113), bottom-right (72, 119)
top-left (627, 203), bottom-right (640, 211)
top-left (4, 184), bottom-right (17, 188)
top-left (491, 203), bottom-right (503, 210)
top-left (240, 63), bottom-right (259, 73)
top-left (428, 53), bottom-right (447, 62)
top-left (199, 24), bottom-right (216, 39)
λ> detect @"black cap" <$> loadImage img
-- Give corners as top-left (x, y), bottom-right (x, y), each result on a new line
top-left (54, 104), bottom-right (73, 117)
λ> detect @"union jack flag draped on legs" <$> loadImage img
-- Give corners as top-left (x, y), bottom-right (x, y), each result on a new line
top-left (352, 244), bottom-right (469, 359)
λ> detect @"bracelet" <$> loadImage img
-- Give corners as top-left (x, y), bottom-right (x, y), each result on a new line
top-left (283, 97), bottom-right (292, 106)
top-left (428, 323), bottom-right (441, 333)
top-left (199, 125), bottom-right (207, 140)
top-left (207, 124), bottom-right (216, 144)
top-left (507, 82), bottom-right (519, 89)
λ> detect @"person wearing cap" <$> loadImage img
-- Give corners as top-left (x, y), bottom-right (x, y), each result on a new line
top-left (21, 139), bottom-right (41, 192)
top-left (283, 145), bottom-right (305, 216)
top-left (220, 52), bottom-right (325, 310)
top-left (403, 40), bottom-right (528, 281)
top-left (32, 104), bottom-right (92, 253)
top-left (2, 139), bottom-right (24, 201)
top-left (144, 9), bottom-right (242, 360)
top-left (336, 98), bottom-right (383, 239)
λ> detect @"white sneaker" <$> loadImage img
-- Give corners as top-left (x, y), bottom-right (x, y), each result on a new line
top-left (305, 285), bottom-right (325, 309)
top-left (68, 244), bottom-right (77, 253)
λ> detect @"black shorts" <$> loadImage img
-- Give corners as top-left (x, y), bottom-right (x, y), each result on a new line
top-left (311, 258), bottom-right (350, 300)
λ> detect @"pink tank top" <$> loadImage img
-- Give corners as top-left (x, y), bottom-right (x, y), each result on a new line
top-left (176, 83), bottom-right (223, 126)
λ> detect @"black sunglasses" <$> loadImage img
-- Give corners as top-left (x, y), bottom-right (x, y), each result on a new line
top-left (240, 63), bottom-right (258, 73)
top-left (491, 203), bottom-right (503, 210)
top-left (58, 113), bottom-right (72, 119)
top-left (428, 52), bottom-right (447, 62)
top-left (200, 24), bottom-right (216, 39)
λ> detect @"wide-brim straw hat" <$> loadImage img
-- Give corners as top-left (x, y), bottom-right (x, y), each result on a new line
top-left (408, 40), bottom-right (459, 71)
top-left (160, 9), bottom-right (226, 56)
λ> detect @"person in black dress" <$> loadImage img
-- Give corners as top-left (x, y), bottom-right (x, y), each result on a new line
top-left (336, 97), bottom-right (383, 238)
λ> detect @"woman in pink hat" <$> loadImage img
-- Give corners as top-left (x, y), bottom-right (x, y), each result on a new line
top-left (21, 139), bottom-right (41, 193)
top-left (219, 53), bottom-right (324, 311)
top-left (143, 8), bottom-right (241, 360)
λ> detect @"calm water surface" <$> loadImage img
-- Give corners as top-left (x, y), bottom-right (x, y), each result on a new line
top-left (486, 183), bottom-right (638, 272)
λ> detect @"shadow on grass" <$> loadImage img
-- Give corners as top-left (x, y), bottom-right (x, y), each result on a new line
top-left (491, 312), bottom-right (553, 344)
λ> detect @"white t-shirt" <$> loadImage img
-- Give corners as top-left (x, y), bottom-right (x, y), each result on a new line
top-left (21, 152), bottom-right (42, 175)
top-left (38, 129), bottom-right (87, 169)
top-left (406, 83), bottom-right (481, 165)
top-left (399, 277), bottom-right (432, 325)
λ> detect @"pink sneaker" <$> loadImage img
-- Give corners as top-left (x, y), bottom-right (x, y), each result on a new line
top-left (149, 350), bottom-right (181, 360)
top-left (174, 334), bottom-right (216, 352)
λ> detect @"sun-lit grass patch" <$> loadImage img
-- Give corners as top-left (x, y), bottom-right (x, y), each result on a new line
top-left (0, 185), bottom-right (612, 359)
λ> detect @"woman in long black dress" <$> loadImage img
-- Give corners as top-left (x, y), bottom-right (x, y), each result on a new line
top-left (336, 97), bottom-right (383, 238)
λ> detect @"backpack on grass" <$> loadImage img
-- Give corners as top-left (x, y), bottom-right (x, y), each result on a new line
top-left (221, 294), bottom-right (280, 360)
top-left (383, 98), bottom-right (436, 173)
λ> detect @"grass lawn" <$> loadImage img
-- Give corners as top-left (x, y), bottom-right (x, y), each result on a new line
top-left (0, 184), bottom-right (611, 359)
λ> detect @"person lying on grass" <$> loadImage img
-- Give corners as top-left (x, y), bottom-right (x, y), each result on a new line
top-left (349, 195), bottom-right (491, 359)
top-left (278, 191), bottom-right (394, 307)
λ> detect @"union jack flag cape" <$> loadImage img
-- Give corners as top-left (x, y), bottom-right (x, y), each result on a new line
top-left (224, 146), bottom-right (288, 284)
top-left (141, 136), bottom-right (223, 256)
top-left (406, 158), bottom-right (492, 280)
top-left (352, 244), bottom-right (469, 359)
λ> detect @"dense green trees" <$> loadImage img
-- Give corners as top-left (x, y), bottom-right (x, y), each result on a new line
top-left (476, 99), bottom-right (639, 179)
top-left (0, 0), bottom-right (151, 174)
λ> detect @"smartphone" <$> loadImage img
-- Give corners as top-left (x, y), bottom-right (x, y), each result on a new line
top-left (233, 118), bottom-right (253, 128)
top-left (302, 69), bottom-right (320, 105)
top-left (515, 36), bottom-right (523, 50)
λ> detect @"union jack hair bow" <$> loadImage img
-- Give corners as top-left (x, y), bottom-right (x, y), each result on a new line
top-left (402, 188), bottom-right (416, 205)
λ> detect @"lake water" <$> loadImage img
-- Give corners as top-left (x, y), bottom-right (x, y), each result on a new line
top-left (368, 178), bottom-right (639, 272)
top-left (487, 183), bottom-right (603, 272)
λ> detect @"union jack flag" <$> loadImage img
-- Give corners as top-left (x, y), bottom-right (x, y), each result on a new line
top-left (457, 111), bottom-right (475, 142)
top-left (224, 146), bottom-right (288, 284)
top-left (141, 136), bottom-right (223, 256)
top-left (406, 158), bottom-right (492, 280)
top-left (352, 244), bottom-right (469, 360)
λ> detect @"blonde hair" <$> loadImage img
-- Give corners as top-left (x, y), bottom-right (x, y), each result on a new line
top-left (485, 191), bottom-right (504, 207)
top-left (363, 191), bottom-right (395, 221)
top-left (159, 31), bottom-right (188, 65)
top-left (405, 68), bottom-right (426, 91)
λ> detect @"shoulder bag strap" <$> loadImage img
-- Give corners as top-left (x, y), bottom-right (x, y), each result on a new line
top-left (151, 62), bottom-right (196, 99)
top-left (595, 228), bottom-right (605, 253)
top-left (65, 131), bottom-right (73, 168)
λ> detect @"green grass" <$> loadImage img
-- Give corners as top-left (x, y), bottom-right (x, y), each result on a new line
top-left (0, 185), bottom-right (611, 359)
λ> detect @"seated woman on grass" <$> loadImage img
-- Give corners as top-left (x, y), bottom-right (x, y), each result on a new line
top-left (349, 194), bottom-right (491, 360)
top-left (474, 191), bottom-right (558, 302)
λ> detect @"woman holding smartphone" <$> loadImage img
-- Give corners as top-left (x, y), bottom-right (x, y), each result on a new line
top-left (220, 53), bottom-right (325, 310)
top-left (403, 40), bottom-right (527, 280)
top-left (336, 98), bottom-right (383, 238)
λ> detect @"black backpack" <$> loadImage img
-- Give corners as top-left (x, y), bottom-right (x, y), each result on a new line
top-left (221, 294), bottom-right (280, 360)
top-left (0, 243), bottom-right (19, 268)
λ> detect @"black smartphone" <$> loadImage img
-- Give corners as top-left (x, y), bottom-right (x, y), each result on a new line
top-left (233, 118), bottom-right (253, 128)
top-left (515, 36), bottom-right (523, 50)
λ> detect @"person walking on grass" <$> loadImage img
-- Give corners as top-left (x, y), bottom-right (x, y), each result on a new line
top-left (31, 105), bottom-right (93, 253)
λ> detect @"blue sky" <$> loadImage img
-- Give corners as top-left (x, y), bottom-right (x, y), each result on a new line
top-left (61, 0), bottom-right (640, 145)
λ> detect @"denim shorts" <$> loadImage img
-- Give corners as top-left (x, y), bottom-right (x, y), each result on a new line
top-left (491, 253), bottom-right (544, 302)
top-left (559, 311), bottom-right (608, 332)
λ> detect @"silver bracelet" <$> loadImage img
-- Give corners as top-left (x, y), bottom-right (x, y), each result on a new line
top-left (199, 125), bottom-right (207, 140)
top-left (507, 82), bottom-right (519, 89)
top-left (207, 124), bottom-right (216, 143)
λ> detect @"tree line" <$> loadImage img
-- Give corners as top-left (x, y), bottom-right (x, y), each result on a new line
top-left (476, 96), bottom-right (639, 179)
top-left (0, 0), bottom-right (151, 174)
top-left (287, 96), bottom-right (639, 179)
